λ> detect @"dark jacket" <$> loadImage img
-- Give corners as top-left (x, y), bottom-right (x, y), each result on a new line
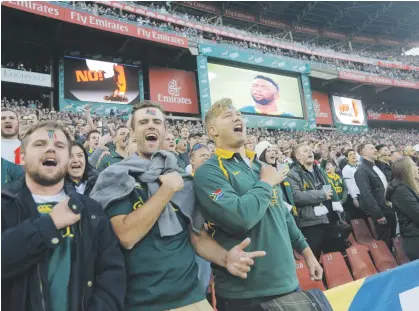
top-left (386, 180), bottom-right (419, 238)
top-left (354, 159), bottom-right (392, 221)
top-left (1, 178), bottom-right (126, 311)
top-left (375, 160), bottom-right (392, 182)
top-left (66, 165), bottom-right (99, 197)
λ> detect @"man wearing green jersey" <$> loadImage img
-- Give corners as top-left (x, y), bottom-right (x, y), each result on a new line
top-left (194, 98), bottom-right (322, 311)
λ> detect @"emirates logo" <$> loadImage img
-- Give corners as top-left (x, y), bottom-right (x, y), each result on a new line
top-left (168, 79), bottom-right (181, 97)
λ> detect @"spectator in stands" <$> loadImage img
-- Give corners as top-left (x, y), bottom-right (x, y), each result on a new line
top-left (1, 157), bottom-right (24, 186)
top-left (355, 143), bottom-right (397, 249)
top-left (92, 101), bottom-right (261, 311)
top-left (325, 161), bottom-right (348, 206)
top-left (386, 157), bottom-right (419, 261)
top-left (342, 149), bottom-right (364, 221)
top-left (189, 144), bottom-right (211, 176)
top-left (288, 143), bottom-right (343, 259)
top-left (1, 121), bottom-right (125, 311)
top-left (97, 126), bottom-right (129, 172)
top-left (404, 146), bottom-right (418, 165)
top-left (67, 142), bottom-right (98, 196)
top-left (162, 131), bottom-right (186, 169)
top-left (375, 144), bottom-right (392, 182)
top-left (1, 108), bottom-right (21, 164)
top-left (391, 150), bottom-right (403, 163)
top-left (180, 126), bottom-right (190, 141)
top-left (185, 131), bottom-right (203, 172)
top-left (84, 130), bottom-right (101, 156)
top-left (207, 140), bottom-right (216, 155)
top-left (194, 99), bottom-right (321, 311)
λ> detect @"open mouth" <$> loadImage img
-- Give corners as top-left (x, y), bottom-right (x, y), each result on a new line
top-left (145, 133), bottom-right (158, 142)
top-left (169, 143), bottom-right (175, 148)
top-left (42, 158), bottom-right (57, 167)
top-left (233, 124), bottom-right (243, 133)
top-left (71, 163), bottom-right (82, 169)
top-left (5, 124), bottom-right (12, 129)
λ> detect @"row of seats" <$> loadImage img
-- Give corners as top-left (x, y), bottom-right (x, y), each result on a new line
top-left (296, 219), bottom-right (410, 290)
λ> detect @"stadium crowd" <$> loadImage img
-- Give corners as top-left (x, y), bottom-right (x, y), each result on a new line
top-left (2, 97), bottom-right (419, 311)
top-left (61, 1), bottom-right (419, 81)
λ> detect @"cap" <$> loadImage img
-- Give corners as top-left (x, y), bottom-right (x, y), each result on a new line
top-left (254, 141), bottom-right (272, 160)
top-left (188, 131), bottom-right (202, 140)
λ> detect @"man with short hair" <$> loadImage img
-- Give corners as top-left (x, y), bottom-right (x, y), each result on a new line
top-left (91, 101), bottom-right (263, 311)
top-left (375, 144), bottom-right (392, 182)
top-left (97, 126), bottom-right (129, 172)
top-left (355, 143), bottom-right (397, 248)
top-left (1, 108), bottom-right (21, 164)
top-left (194, 99), bottom-right (322, 311)
top-left (288, 143), bottom-right (344, 258)
top-left (2, 121), bottom-right (126, 311)
top-left (342, 149), bottom-right (365, 221)
top-left (180, 126), bottom-right (190, 140)
top-left (162, 131), bottom-right (186, 169)
top-left (240, 76), bottom-right (294, 116)
top-left (390, 150), bottom-right (403, 163)
top-left (185, 132), bottom-right (203, 173)
top-left (85, 130), bottom-right (101, 156)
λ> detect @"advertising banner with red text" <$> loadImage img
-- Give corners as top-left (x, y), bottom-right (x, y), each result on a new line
top-left (367, 112), bottom-right (419, 123)
top-left (223, 9), bottom-right (257, 23)
top-left (312, 91), bottom-right (333, 125)
top-left (2, 1), bottom-right (188, 48)
top-left (338, 71), bottom-right (419, 90)
top-left (149, 68), bottom-right (199, 114)
top-left (180, 1), bottom-right (221, 14)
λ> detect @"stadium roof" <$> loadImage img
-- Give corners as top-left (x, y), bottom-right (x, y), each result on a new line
top-left (170, 1), bottom-right (419, 50)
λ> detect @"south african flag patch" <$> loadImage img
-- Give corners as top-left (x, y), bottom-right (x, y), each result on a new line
top-left (210, 189), bottom-right (224, 202)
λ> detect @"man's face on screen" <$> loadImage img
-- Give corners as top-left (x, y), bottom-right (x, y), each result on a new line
top-left (251, 78), bottom-right (278, 105)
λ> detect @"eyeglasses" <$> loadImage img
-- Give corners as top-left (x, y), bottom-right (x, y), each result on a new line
top-left (192, 143), bottom-right (206, 151)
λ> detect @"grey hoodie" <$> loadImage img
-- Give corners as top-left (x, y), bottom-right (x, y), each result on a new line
top-left (90, 150), bottom-right (205, 237)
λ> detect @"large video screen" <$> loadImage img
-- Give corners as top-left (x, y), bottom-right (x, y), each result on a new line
top-left (331, 95), bottom-right (366, 125)
top-left (63, 56), bottom-right (140, 105)
top-left (207, 63), bottom-right (304, 118)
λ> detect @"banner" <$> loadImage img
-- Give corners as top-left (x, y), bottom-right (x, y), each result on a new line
top-left (312, 91), bottom-right (333, 125)
top-left (2, 1), bottom-right (188, 48)
top-left (223, 9), bottom-right (257, 23)
top-left (180, 1), bottom-right (221, 14)
top-left (376, 61), bottom-right (419, 72)
top-left (1, 68), bottom-right (52, 87)
top-left (259, 17), bottom-right (289, 30)
top-left (352, 35), bottom-right (377, 44)
top-left (339, 71), bottom-right (419, 90)
top-left (149, 67), bottom-right (199, 114)
top-left (324, 260), bottom-right (419, 311)
top-left (323, 30), bottom-right (348, 40)
top-left (367, 112), bottom-right (419, 123)
top-left (293, 25), bottom-right (320, 36)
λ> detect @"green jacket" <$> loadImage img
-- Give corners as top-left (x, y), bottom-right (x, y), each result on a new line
top-left (1, 158), bottom-right (24, 186)
top-left (96, 150), bottom-right (124, 172)
top-left (194, 148), bottom-right (308, 299)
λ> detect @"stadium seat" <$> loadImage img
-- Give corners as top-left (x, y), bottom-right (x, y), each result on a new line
top-left (393, 237), bottom-right (410, 265)
top-left (295, 260), bottom-right (326, 291)
top-left (367, 217), bottom-right (378, 239)
top-left (368, 240), bottom-right (398, 272)
top-left (351, 219), bottom-right (374, 246)
top-left (321, 252), bottom-right (353, 288)
top-left (346, 245), bottom-right (377, 280)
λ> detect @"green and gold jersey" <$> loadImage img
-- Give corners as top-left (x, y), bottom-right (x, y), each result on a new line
top-left (106, 183), bottom-right (203, 311)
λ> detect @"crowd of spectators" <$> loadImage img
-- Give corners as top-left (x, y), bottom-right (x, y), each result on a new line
top-left (1, 60), bottom-right (50, 74)
top-left (63, 1), bottom-right (419, 81)
top-left (366, 106), bottom-right (418, 116)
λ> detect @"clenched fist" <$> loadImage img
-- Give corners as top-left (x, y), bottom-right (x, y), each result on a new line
top-left (159, 172), bottom-right (184, 193)
top-left (49, 198), bottom-right (81, 230)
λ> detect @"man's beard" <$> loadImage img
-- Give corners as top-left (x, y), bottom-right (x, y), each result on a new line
top-left (26, 166), bottom-right (67, 187)
top-left (252, 96), bottom-right (272, 106)
top-left (1, 128), bottom-right (19, 138)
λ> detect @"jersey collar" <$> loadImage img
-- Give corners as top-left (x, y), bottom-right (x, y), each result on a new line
top-left (215, 148), bottom-right (256, 161)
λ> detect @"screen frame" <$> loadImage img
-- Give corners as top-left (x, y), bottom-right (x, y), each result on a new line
top-left (206, 58), bottom-right (306, 120)
top-left (58, 56), bottom-right (144, 117)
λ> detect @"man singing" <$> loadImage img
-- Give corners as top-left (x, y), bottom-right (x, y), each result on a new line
top-left (194, 98), bottom-right (322, 311)
top-left (2, 121), bottom-right (126, 311)
top-left (91, 101), bottom-right (265, 311)
top-left (240, 75), bottom-right (294, 116)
